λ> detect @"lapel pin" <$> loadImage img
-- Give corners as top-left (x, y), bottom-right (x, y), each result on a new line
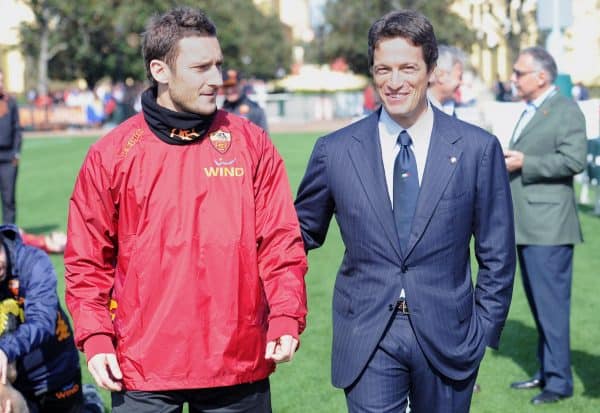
top-left (450, 156), bottom-right (457, 164)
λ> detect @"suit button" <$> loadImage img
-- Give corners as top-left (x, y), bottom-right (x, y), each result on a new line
top-left (388, 304), bottom-right (394, 311)
top-left (401, 265), bottom-right (408, 273)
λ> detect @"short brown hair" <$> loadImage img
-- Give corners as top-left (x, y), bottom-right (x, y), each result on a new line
top-left (368, 10), bottom-right (438, 72)
top-left (142, 7), bottom-right (217, 86)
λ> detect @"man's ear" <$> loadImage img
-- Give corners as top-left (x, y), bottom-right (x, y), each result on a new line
top-left (429, 65), bottom-right (441, 84)
top-left (536, 70), bottom-right (549, 88)
top-left (149, 59), bottom-right (171, 85)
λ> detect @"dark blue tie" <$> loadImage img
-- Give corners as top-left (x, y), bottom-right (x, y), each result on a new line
top-left (393, 130), bottom-right (419, 251)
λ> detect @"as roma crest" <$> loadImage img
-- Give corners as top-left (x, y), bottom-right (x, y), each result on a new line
top-left (209, 130), bottom-right (232, 154)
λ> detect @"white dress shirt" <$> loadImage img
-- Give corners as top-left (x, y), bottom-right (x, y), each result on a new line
top-left (427, 90), bottom-right (456, 117)
top-left (511, 86), bottom-right (557, 143)
top-left (378, 103), bottom-right (434, 205)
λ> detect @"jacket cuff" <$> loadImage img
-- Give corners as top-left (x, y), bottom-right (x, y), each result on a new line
top-left (267, 316), bottom-right (299, 342)
top-left (83, 334), bottom-right (115, 362)
top-left (485, 324), bottom-right (502, 350)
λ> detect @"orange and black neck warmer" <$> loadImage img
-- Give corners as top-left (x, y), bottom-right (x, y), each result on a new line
top-left (141, 87), bottom-right (216, 146)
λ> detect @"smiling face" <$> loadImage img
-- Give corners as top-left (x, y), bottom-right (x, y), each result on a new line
top-left (371, 37), bottom-right (432, 128)
top-left (152, 36), bottom-right (223, 115)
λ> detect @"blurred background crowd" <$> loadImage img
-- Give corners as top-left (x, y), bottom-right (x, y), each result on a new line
top-left (0, 0), bottom-right (597, 139)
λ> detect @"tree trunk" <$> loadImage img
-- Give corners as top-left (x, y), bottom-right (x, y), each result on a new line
top-left (37, 21), bottom-right (49, 96)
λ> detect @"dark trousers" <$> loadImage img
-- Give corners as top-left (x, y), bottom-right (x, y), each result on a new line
top-left (517, 244), bottom-right (574, 396)
top-left (0, 161), bottom-right (17, 224)
top-left (344, 312), bottom-right (478, 413)
top-left (111, 379), bottom-right (271, 413)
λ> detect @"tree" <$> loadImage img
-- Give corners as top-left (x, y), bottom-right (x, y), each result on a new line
top-left (18, 0), bottom-right (68, 96)
top-left (319, 0), bottom-right (476, 75)
top-left (19, 0), bottom-right (292, 91)
top-left (201, 0), bottom-right (293, 80)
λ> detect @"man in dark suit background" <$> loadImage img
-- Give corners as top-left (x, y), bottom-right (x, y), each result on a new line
top-left (0, 69), bottom-right (21, 225)
top-left (427, 44), bottom-right (466, 117)
top-left (295, 10), bottom-right (516, 413)
top-left (504, 47), bottom-right (587, 405)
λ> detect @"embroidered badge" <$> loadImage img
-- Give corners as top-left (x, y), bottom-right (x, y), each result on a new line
top-left (209, 130), bottom-right (232, 154)
top-left (170, 128), bottom-right (200, 141)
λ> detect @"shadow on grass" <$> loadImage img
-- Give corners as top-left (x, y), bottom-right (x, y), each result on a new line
top-left (21, 224), bottom-right (60, 234)
top-left (577, 203), bottom-right (600, 217)
top-left (496, 319), bottom-right (600, 399)
top-left (572, 349), bottom-right (600, 398)
top-left (495, 319), bottom-right (538, 378)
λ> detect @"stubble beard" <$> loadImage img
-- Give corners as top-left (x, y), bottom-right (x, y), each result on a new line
top-left (169, 87), bottom-right (215, 116)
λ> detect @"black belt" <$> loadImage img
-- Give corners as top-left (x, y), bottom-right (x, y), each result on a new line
top-left (396, 299), bottom-right (409, 314)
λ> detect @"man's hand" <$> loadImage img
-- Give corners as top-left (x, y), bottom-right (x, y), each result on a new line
top-left (88, 353), bottom-right (123, 391)
top-left (504, 149), bottom-right (524, 172)
top-left (0, 349), bottom-right (8, 385)
top-left (265, 335), bottom-right (298, 364)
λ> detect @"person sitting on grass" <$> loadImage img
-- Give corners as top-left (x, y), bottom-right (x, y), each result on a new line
top-left (18, 229), bottom-right (66, 254)
top-left (0, 225), bottom-right (102, 413)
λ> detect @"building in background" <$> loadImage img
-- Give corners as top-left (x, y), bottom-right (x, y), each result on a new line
top-left (0, 0), bottom-right (33, 94)
top-left (451, 0), bottom-right (599, 89)
top-left (254, 0), bottom-right (315, 65)
top-left (3, 0), bottom-right (599, 96)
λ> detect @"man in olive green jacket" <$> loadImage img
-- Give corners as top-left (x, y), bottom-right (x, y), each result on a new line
top-left (504, 47), bottom-right (587, 405)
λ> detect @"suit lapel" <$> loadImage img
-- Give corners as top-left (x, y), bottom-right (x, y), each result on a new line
top-left (347, 110), bottom-right (403, 261)
top-left (512, 92), bottom-right (559, 148)
top-left (404, 108), bottom-right (463, 258)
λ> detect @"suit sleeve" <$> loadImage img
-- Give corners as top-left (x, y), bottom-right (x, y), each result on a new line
top-left (254, 107), bottom-right (269, 134)
top-left (64, 146), bottom-right (118, 358)
top-left (0, 248), bottom-right (58, 362)
top-left (473, 137), bottom-right (516, 349)
top-left (253, 130), bottom-right (308, 341)
top-left (521, 105), bottom-right (587, 183)
top-left (294, 137), bottom-right (336, 250)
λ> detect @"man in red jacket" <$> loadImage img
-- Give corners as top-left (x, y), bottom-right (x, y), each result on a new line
top-left (64, 7), bottom-right (307, 412)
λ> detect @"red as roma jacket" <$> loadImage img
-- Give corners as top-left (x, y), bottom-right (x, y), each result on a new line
top-left (64, 111), bottom-right (307, 390)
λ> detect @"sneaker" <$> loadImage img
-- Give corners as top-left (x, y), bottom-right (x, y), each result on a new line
top-left (82, 383), bottom-right (104, 413)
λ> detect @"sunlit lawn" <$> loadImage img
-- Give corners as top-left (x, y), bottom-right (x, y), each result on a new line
top-left (19, 131), bottom-right (600, 412)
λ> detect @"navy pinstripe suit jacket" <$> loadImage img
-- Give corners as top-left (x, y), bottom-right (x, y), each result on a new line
top-left (295, 107), bottom-right (516, 388)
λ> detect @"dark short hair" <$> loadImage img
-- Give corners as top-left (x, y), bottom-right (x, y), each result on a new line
top-left (520, 46), bottom-right (558, 83)
top-left (368, 10), bottom-right (438, 72)
top-left (142, 7), bottom-right (217, 86)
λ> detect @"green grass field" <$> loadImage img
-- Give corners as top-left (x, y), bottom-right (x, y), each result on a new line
top-left (18, 131), bottom-right (600, 412)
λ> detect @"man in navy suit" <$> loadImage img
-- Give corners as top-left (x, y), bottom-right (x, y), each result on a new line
top-left (295, 10), bottom-right (516, 413)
